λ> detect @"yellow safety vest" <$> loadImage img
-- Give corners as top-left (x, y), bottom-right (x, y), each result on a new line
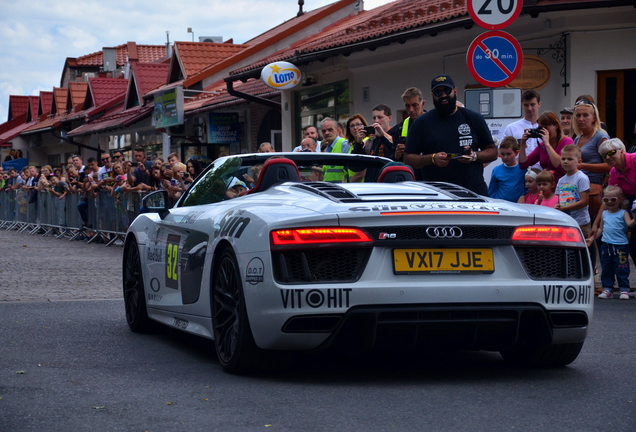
top-left (323, 137), bottom-right (350, 182)
top-left (401, 117), bottom-right (410, 137)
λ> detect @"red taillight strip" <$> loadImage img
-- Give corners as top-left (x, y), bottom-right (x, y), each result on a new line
top-left (512, 226), bottom-right (583, 244)
top-left (271, 227), bottom-right (373, 247)
top-left (380, 211), bottom-right (499, 216)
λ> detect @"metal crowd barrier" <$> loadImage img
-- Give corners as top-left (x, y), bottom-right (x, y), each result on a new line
top-left (0, 189), bottom-right (148, 247)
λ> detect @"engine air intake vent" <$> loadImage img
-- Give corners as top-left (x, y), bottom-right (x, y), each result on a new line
top-left (515, 247), bottom-right (590, 280)
top-left (293, 182), bottom-right (362, 203)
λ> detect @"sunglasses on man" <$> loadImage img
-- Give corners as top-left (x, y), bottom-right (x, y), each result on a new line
top-left (433, 87), bottom-right (453, 98)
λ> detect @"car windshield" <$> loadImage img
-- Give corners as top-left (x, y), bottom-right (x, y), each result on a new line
top-left (178, 152), bottom-right (392, 207)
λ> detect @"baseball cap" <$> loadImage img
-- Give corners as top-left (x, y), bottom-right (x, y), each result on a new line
top-left (560, 107), bottom-right (573, 114)
top-left (431, 74), bottom-right (455, 91)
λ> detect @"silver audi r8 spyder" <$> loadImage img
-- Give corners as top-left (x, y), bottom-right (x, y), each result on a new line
top-left (123, 152), bottom-right (593, 373)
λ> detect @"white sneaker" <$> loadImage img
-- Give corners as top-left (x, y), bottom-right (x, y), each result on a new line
top-left (598, 290), bottom-right (613, 299)
top-left (620, 292), bottom-right (629, 300)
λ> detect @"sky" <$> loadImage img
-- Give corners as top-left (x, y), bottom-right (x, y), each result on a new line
top-left (0, 0), bottom-right (392, 124)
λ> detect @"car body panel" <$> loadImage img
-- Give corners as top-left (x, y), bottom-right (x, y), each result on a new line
top-left (125, 153), bottom-right (593, 355)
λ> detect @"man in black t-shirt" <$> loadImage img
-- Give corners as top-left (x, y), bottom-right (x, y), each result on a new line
top-left (404, 74), bottom-right (497, 195)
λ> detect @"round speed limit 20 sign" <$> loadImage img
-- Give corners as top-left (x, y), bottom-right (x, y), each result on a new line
top-left (468, 0), bottom-right (523, 30)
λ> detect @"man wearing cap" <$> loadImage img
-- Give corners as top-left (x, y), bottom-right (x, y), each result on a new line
top-left (502, 89), bottom-right (542, 169)
top-left (560, 107), bottom-right (574, 137)
top-left (403, 74), bottom-right (497, 195)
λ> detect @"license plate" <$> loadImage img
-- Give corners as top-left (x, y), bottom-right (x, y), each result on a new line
top-left (393, 248), bottom-right (494, 274)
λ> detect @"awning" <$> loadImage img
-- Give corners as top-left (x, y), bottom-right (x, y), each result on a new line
top-left (67, 104), bottom-right (153, 137)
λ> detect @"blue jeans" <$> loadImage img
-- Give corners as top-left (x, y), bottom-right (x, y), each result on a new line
top-left (600, 242), bottom-right (630, 292)
top-left (77, 200), bottom-right (88, 225)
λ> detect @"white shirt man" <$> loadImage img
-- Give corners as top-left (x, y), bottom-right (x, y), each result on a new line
top-left (502, 90), bottom-right (542, 169)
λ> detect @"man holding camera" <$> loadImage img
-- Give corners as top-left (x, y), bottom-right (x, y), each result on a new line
top-left (502, 89), bottom-right (542, 169)
top-left (129, 147), bottom-right (154, 187)
top-left (403, 74), bottom-right (497, 195)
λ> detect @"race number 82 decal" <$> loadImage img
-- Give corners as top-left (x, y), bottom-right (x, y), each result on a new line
top-left (165, 234), bottom-right (180, 289)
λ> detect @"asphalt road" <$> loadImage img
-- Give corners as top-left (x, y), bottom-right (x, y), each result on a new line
top-left (1, 229), bottom-right (635, 431)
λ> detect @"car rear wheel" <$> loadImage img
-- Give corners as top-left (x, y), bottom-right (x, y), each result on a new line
top-left (500, 342), bottom-right (584, 367)
top-left (212, 248), bottom-right (258, 374)
top-left (123, 239), bottom-right (154, 332)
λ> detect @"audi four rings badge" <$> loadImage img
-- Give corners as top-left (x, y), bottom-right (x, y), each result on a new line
top-left (426, 226), bottom-right (463, 238)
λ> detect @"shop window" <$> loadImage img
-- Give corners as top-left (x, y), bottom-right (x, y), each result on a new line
top-left (296, 80), bottom-right (349, 143)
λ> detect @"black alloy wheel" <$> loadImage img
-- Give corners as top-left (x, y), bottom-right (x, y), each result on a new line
top-left (212, 248), bottom-right (258, 374)
top-left (123, 239), bottom-right (154, 332)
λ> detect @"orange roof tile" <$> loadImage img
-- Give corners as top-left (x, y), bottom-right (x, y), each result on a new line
top-left (39, 91), bottom-right (53, 118)
top-left (184, 78), bottom-right (278, 113)
top-left (233, 0), bottom-right (622, 75)
top-left (132, 63), bottom-right (170, 96)
top-left (183, 0), bottom-right (359, 88)
top-left (27, 96), bottom-right (39, 122)
top-left (21, 115), bottom-right (63, 135)
top-left (67, 104), bottom-right (153, 137)
top-left (52, 87), bottom-right (68, 115)
top-left (7, 95), bottom-right (30, 121)
top-left (172, 42), bottom-right (248, 80)
top-left (68, 82), bottom-right (89, 112)
top-left (75, 43), bottom-right (167, 67)
top-left (87, 78), bottom-right (129, 107)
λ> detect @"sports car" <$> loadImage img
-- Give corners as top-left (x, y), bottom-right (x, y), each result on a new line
top-left (123, 152), bottom-right (593, 373)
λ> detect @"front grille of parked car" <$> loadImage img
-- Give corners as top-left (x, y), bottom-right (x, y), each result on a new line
top-left (272, 249), bottom-right (371, 284)
top-left (515, 247), bottom-right (590, 280)
top-left (364, 225), bottom-right (515, 241)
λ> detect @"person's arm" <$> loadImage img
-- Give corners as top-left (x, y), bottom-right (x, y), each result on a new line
top-left (405, 151), bottom-right (449, 169)
top-left (488, 169), bottom-right (499, 198)
top-left (518, 130), bottom-right (530, 164)
top-left (544, 136), bottom-right (563, 169)
top-left (59, 189), bottom-right (67, 200)
top-left (624, 210), bottom-right (636, 228)
top-left (587, 217), bottom-right (603, 247)
top-left (557, 190), bottom-right (590, 212)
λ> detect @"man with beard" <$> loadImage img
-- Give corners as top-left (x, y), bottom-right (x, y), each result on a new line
top-left (403, 74), bottom-right (497, 195)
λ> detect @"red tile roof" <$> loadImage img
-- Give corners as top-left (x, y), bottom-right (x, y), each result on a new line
top-left (68, 82), bottom-right (89, 112)
top-left (0, 117), bottom-right (35, 145)
top-left (67, 104), bottom-right (153, 137)
top-left (27, 96), bottom-right (39, 121)
top-left (132, 63), bottom-right (170, 97)
top-left (75, 44), bottom-right (167, 67)
top-left (0, 114), bottom-right (27, 136)
top-left (184, 78), bottom-right (278, 113)
top-left (52, 87), bottom-right (68, 115)
top-left (182, 0), bottom-right (359, 88)
top-left (86, 77), bottom-right (129, 108)
top-left (233, 0), bottom-right (626, 75)
top-left (21, 114), bottom-right (63, 135)
top-left (38, 92), bottom-right (53, 117)
top-left (172, 42), bottom-right (248, 80)
top-left (7, 96), bottom-right (30, 121)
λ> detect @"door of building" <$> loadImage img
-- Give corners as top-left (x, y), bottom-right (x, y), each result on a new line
top-left (597, 70), bottom-right (636, 149)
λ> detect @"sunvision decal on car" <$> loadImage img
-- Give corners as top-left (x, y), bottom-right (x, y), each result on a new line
top-left (348, 203), bottom-right (512, 212)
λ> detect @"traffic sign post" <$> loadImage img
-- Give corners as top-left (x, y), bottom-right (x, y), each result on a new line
top-left (466, 31), bottom-right (523, 88)
top-left (468, 0), bottom-right (523, 30)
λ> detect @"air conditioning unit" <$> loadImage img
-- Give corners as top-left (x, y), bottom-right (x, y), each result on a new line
top-left (199, 36), bottom-right (223, 43)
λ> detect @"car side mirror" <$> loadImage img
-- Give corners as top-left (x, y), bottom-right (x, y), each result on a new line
top-left (142, 190), bottom-right (170, 219)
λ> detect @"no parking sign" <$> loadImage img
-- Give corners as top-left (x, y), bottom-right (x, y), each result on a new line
top-left (467, 31), bottom-right (523, 87)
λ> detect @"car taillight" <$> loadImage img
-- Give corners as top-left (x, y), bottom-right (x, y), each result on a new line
top-left (512, 226), bottom-right (585, 247)
top-left (271, 227), bottom-right (373, 250)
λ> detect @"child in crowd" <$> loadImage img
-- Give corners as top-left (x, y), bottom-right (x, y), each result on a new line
top-left (488, 136), bottom-right (526, 202)
top-left (518, 168), bottom-right (541, 204)
top-left (534, 170), bottom-right (558, 207)
top-left (48, 175), bottom-right (68, 200)
top-left (555, 144), bottom-right (595, 270)
top-left (555, 145), bottom-right (591, 225)
top-left (586, 186), bottom-right (636, 299)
